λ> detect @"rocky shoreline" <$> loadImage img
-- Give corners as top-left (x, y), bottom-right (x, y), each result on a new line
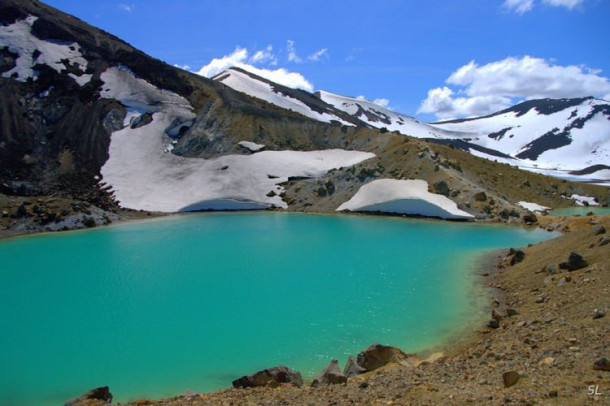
top-left (51, 213), bottom-right (609, 405)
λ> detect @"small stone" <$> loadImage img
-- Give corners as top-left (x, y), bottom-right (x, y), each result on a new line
top-left (359, 381), bottom-right (370, 389)
top-left (506, 308), bottom-right (518, 317)
top-left (568, 338), bottom-right (578, 345)
top-left (569, 346), bottom-right (580, 352)
top-left (564, 275), bottom-right (571, 282)
top-left (539, 357), bottom-right (555, 366)
top-left (593, 225), bottom-right (606, 235)
top-left (593, 358), bottom-right (610, 371)
top-left (491, 299), bottom-right (500, 307)
top-left (487, 320), bottom-right (500, 329)
top-left (599, 236), bottom-right (610, 246)
top-left (548, 390), bottom-right (558, 398)
top-left (516, 321), bottom-right (526, 327)
top-left (502, 371), bottom-right (521, 388)
top-left (535, 295), bottom-right (545, 304)
top-left (593, 309), bottom-right (606, 319)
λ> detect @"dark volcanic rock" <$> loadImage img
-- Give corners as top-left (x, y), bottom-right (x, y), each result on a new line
top-left (356, 344), bottom-right (416, 371)
top-left (509, 249), bottom-right (525, 266)
top-left (559, 251), bottom-right (588, 271)
top-left (311, 359), bottom-right (347, 387)
top-left (64, 386), bottom-right (112, 406)
top-left (232, 366), bottom-right (303, 388)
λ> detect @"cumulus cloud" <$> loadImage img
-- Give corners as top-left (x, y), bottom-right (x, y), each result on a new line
top-left (503, 0), bottom-right (534, 14)
top-left (356, 95), bottom-right (391, 109)
top-left (250, 45), bottom-right (277, 65)
top-left (196, 47), bottom-right (313, 92)
top-left (418, 56), bottom-right (610, 120)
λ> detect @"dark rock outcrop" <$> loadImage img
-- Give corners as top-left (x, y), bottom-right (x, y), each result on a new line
top-left (232, 366), bottom-right (303, 388)
top-left (311, 359), bottom-right (347, 387)
top-left (559, 251), bottom-right (588, 271)
top-left (64, 386), bottom-right (112, 406)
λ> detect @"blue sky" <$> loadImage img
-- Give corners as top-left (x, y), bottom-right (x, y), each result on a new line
top-left (44, 0), bottom-right (610, 121)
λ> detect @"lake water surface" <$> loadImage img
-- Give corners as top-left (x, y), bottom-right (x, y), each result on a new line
top-left (0, 213), bottom-right (557, 405)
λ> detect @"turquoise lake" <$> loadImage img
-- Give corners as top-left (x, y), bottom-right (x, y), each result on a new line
top-left (549, 206), bottom-right (610, 216)
top-left (0, 213), bottom-right (557, 405)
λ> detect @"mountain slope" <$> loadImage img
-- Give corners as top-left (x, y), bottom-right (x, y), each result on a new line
top-left (433, 97), bottom-right (610, 176)
top-left (316, 90), bottom-right (464, 139)
top-left (0, 0), bottom-right (608, 228)
top-left (213, 67), bottom-right (363, 126)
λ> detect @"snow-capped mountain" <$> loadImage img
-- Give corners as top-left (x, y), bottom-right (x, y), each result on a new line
top-left (316, 90), bottom-right (464, 139)
top-left (432, 97), bottom-right (610, 173)
top-left (1, 0), bottom-right (608, 224)
top-left (212, 67), bottom-right (609, 184)
top-left (213, 67), bottom-right (362, 126)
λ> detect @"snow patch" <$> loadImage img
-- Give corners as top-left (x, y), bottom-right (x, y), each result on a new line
top-left (238, 140), bottom-right (265, 152)
top-left (517, 201), bottom-right (550, 213)
top-left (99, 67), bottom-right (374, 212)
top-left (336, 179), bottom-right (474, 220)
top-left (214, 69), bottom-right (353, 125)
top-left (570, 194), bottom-right (599, 206)
top-left (0, 16), bottom-right (90, 85)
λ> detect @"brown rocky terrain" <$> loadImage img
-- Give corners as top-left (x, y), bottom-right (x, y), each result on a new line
top-left (61, 213), bottom-right (609, 406)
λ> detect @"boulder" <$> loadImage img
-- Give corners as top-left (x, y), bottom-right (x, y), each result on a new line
top-left (559, 251), bottom-right (588, 271)
top-left (64, 386), bottom-right (112, 406)
top-left (356, 344), bottom-right (417, 372)
top-left (232, 366), bottom-right (303, 388)
top-left (343, 355), bottom-right (367, 378)
top-left (522, 213), bottom-right (538, 224)
top-left (311, 359), bottom-right (347, 387)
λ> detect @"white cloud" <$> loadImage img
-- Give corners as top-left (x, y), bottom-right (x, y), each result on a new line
top-left (196, 47), bottom-right (313, 92)
top-left (503, 0), bottom-right (585, 13)
top-left (287, 40), bottom-right (301, 63)
top-left (356, 95), bottom-right (391, 109)
top-left (173, 63), bottom-right (192, 71)
top-left (118, 3), bottom-right (135, 12)
top-left (503, 0), bottom-right (534, 14)
top-left (250, 45), bottom-right (277, 65)
top-left (308, 48), bottom-right (329, 62)
top-left (197, 47), bottom-right (249, 78)
top-left (418, 56), bottom-right (610, 120)
top-left (542, 0), bottom-right (583, 9)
